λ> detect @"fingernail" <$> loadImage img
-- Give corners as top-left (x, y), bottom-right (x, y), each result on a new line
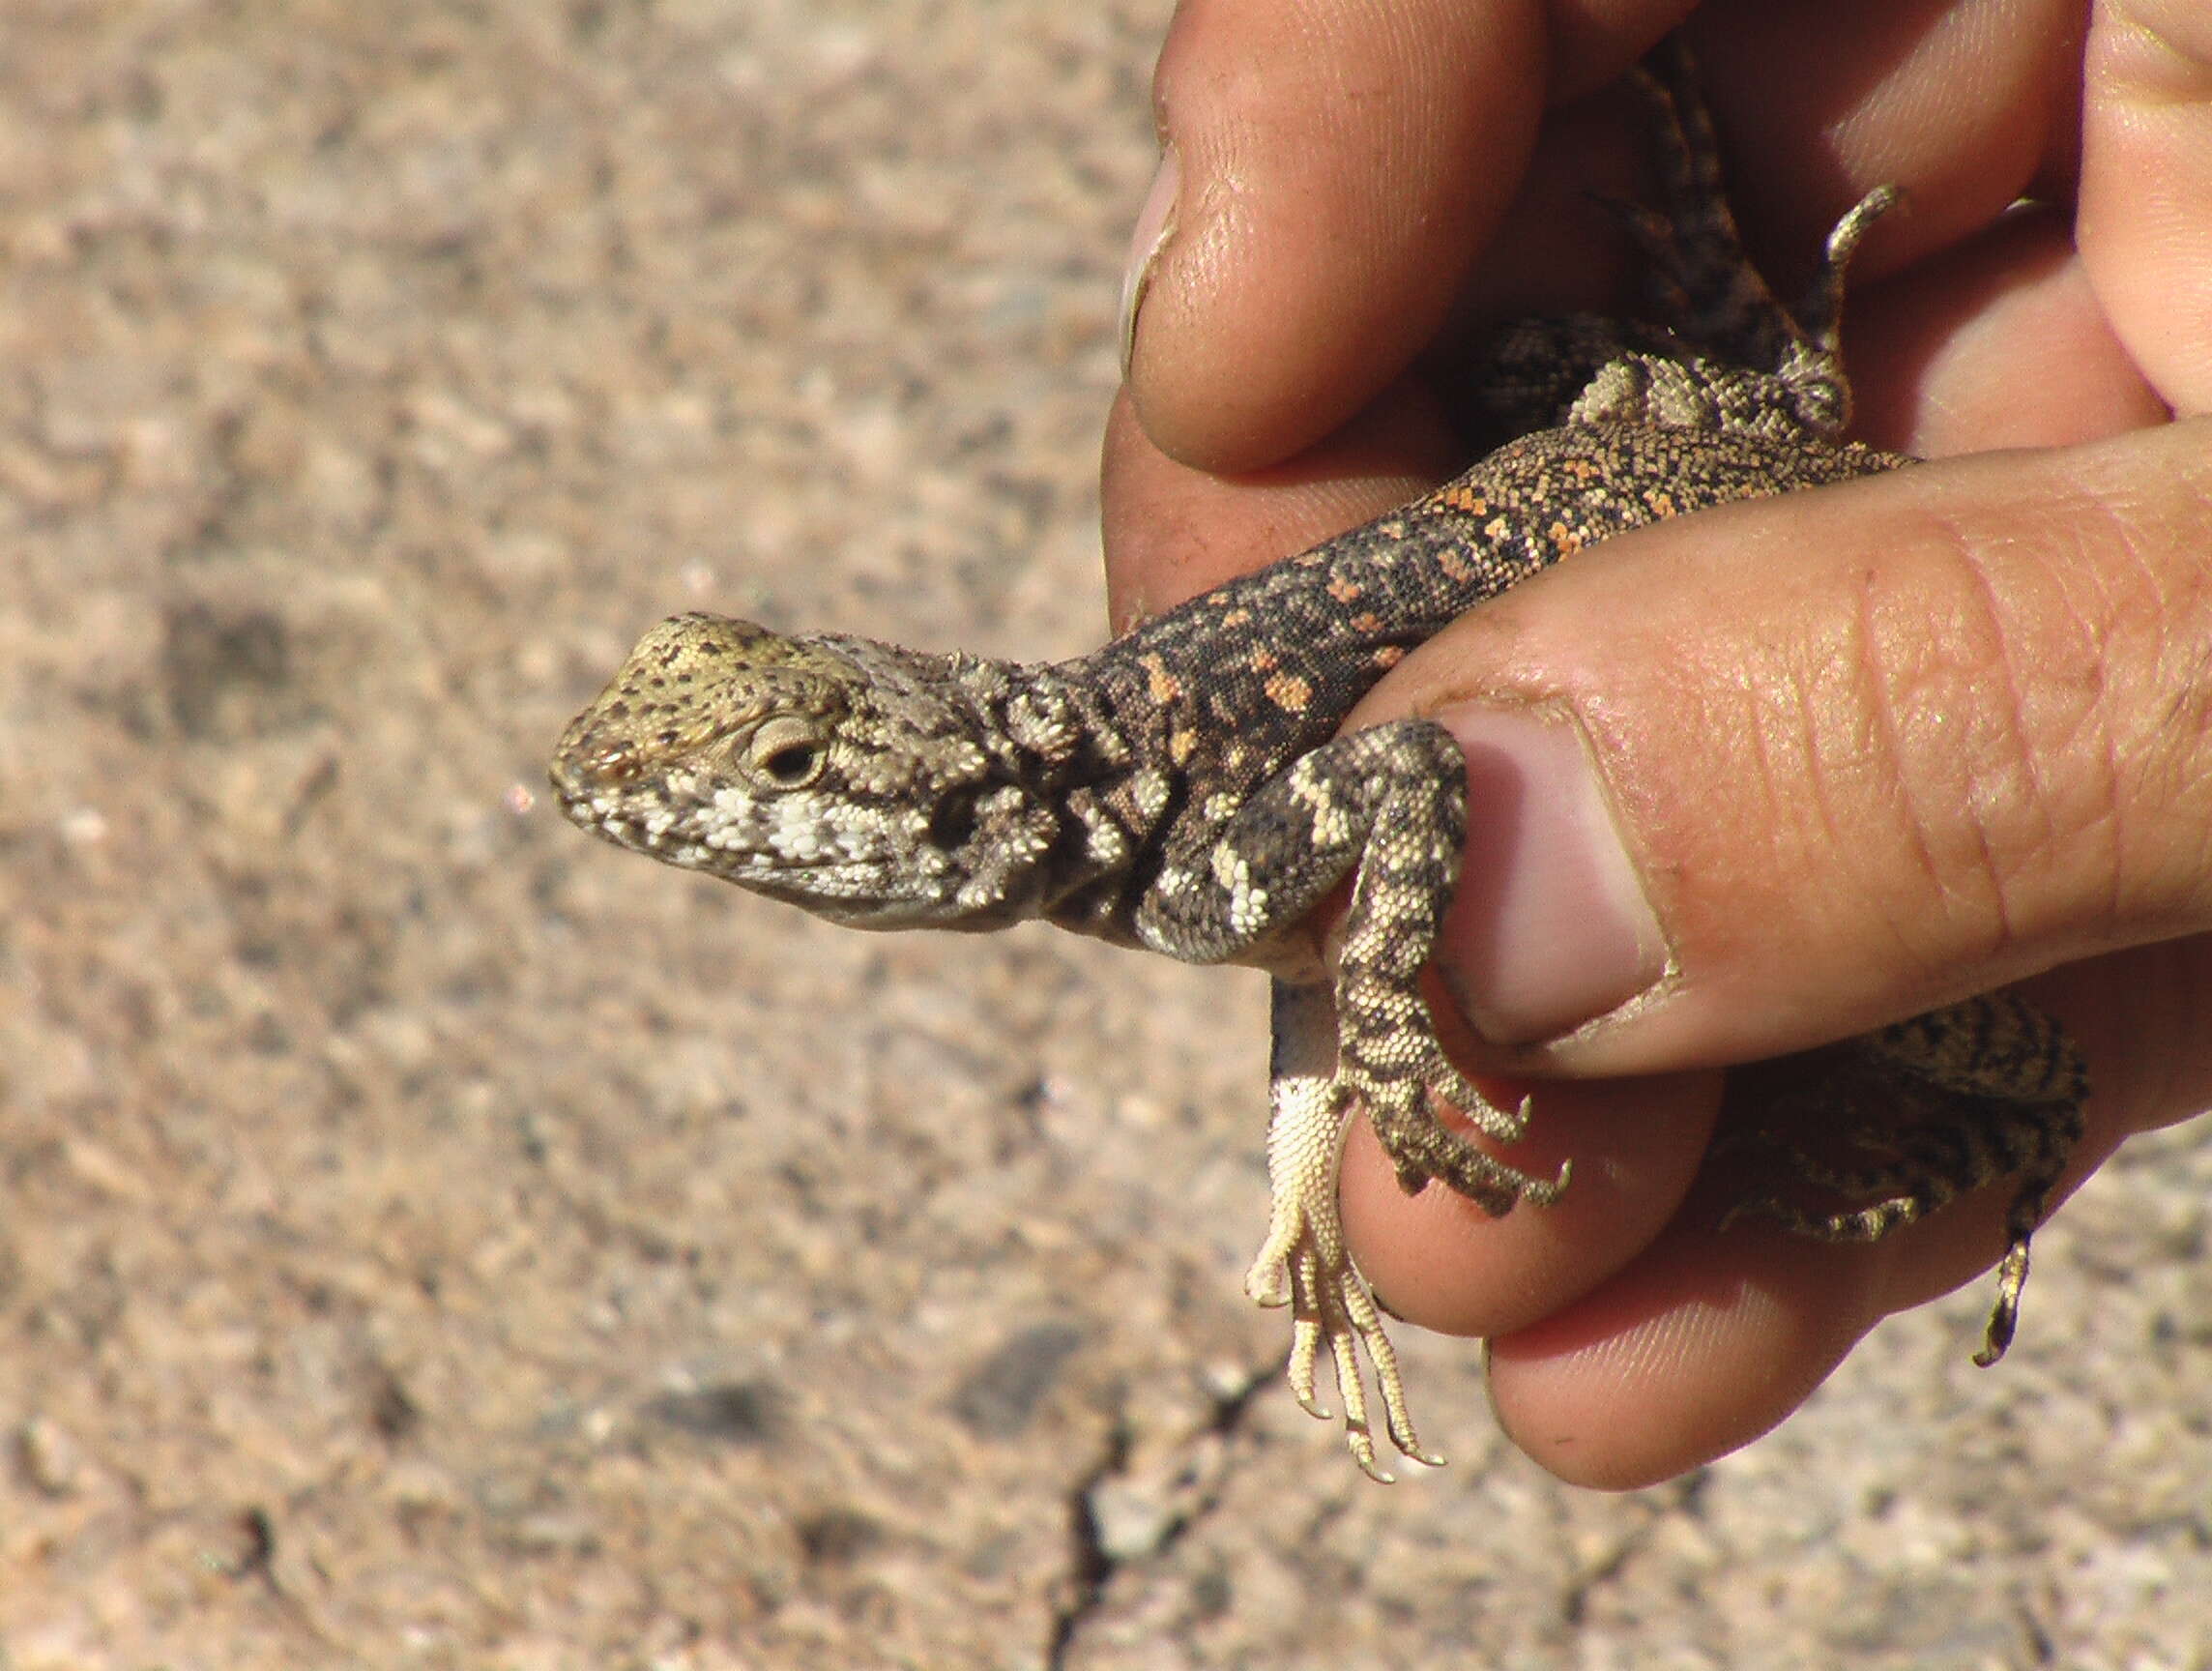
top-left (1118, 145), bottom-right (1179, 381)
top-left (1434, 705), bottom-right (1668, 1044)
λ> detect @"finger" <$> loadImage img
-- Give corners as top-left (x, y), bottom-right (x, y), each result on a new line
top-left (1337, 1067), bottom-right (1722, 1340)
top-left (1110, 1), bottom-right (2106, 608)
top-left (1124, 0), bottom-right (2088, 477)
top-left (1355, 934), bottom-right (2194, 1488)
top-left (2081, 0), bottom-right (2212, 415)
top-left (1343, 420), bottom-right (2212, 1070)
top-left (1844, 206), bottom-right (2171, 455)
top-left (1125, 0), bottom-right (1550, 472)
top-left (1478, 1105), bottom-right (2071, 1494)
top-left (1681, 0), bottom-right (2084, 271)
top-left (1479, 942), bottom-right (2182, 1489)
top-left (1482, 1215), bottom-right (1876, 1489)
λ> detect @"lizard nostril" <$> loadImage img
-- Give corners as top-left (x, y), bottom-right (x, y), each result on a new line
top-left (590, 745), bottom-right (641, 785)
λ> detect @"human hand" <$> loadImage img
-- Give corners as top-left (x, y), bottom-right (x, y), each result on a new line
top-left (1103, 0), bottom-right (2208, 1487)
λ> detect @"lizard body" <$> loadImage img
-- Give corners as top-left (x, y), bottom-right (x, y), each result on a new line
top-left (551, 44), bottom-right (2088, 1480)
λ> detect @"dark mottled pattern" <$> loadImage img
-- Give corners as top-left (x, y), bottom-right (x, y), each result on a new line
top-left (550, 40), bottom-right (2090, 1480)
top-left (1078, 418), bottom-right (1896, 794)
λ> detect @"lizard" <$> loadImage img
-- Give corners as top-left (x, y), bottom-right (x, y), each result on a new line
top-left (549, 41), bottom-right (2090, 1482)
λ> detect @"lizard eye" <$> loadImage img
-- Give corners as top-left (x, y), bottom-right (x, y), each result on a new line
top-left (745, 718), bottom-right (827, 789)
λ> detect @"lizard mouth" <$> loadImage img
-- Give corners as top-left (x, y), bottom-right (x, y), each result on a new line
top-left (555, 793), bottom-right (895, 889)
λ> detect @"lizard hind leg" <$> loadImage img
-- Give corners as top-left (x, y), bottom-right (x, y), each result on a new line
top-left (1618, 39), bottom-right (1901, 435)
top-left (1723, 994), bottom-right (2089, 1365)
top-left (1467, 39), bottom-right (1898, 442)
top-left (1618, 38), bottom-right (1804, 374)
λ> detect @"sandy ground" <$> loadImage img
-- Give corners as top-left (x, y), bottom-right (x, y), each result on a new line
top-left (4, 3), bottom-right (2210, 1667)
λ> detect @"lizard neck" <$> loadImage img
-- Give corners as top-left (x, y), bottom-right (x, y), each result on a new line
top-left (888, 650), bottom-right (1168, 937)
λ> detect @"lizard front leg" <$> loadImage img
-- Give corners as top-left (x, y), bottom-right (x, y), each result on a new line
top-left (1138, 718), bottom-right (1567, 1476)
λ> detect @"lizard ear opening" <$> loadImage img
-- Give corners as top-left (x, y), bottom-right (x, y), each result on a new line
top-left (745, 717), bottom-right (828, 789)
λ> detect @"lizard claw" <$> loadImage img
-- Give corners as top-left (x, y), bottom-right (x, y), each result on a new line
top-left (1245, 1174), bottom-right (1443, 1484)
top-left (1250, 1049), bottom-right (1443, 1481)
top-left (1428, 1060), bottom-right (1535, 1143)
top-left (1366, 1071), bottom-right (1569, 1215)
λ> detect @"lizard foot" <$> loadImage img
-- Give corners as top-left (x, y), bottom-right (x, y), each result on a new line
top-left (1360, 1069), bottom-right (1570, 1211)
top-left (1721, 1011), bottom-right (2086, 1367)
top-left (1333, 968), bottom-right (1570, 1207)
top-left (1245, 1062), bottom-right (1441, 1482)
top-left (1723, 1167), bottom-right (2043, 1368)
top-left (1255, 982), bottom-right (1571, 1480)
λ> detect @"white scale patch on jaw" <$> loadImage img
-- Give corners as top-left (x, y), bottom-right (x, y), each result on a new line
top-left (835, 818), bottom-right (881, 863)
top-left (701, 785), bottom-right (768, 853)
top-left (768, 794), bottom-right (843, 864)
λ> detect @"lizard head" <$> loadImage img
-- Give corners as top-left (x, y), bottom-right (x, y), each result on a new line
top-left (550, 612), bottom-right (1082, 927)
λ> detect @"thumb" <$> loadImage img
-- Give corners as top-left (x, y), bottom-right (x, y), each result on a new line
top-left (1349, 418), bottom-right (2212, 1075)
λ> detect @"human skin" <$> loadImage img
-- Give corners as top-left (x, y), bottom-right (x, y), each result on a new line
top-left (1103, 0), bottom-right (2211, 1487)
